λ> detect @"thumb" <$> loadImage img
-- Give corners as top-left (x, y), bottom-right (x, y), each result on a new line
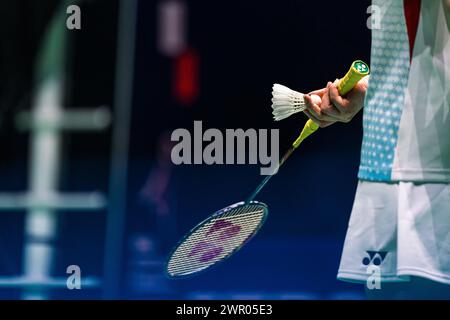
top-left (308, 87), bottom-right (327, 97)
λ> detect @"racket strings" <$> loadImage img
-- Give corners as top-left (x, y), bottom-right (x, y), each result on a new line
top-left (167, 203), bottom-right (267, 277)
top-left (168, 213), bottom-right (262, 274)
top-left (167, 207), bottom-right (263, 274)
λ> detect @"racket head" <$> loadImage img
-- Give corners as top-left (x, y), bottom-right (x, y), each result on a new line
top-left (165, 201), bottom-right (268, 279)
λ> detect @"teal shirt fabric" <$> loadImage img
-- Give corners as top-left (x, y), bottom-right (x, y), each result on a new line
top-left (358, 0), bottom-right (411, 181)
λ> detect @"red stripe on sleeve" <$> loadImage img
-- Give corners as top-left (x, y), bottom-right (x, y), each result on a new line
top-left (403, 0), bottom-right (421, 61)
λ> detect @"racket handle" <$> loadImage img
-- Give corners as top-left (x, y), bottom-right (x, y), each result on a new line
top-left (292, 60), bottom-right (370, 149)
top-left (337, 60), bottom-right (370, 96)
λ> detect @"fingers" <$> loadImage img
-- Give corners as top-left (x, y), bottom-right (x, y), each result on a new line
top-left (304, 84), bottom-right (341, 121)
top-left (304, 94), bottom-right (336, 122)
top-left (308, 87), bottom-right (327, 98)
top-left (319, 82), bottom-right (341, 118)
top-left (329, 80), bottom-right (346, 111)
top-left (303, 109), bottom-right (334, 128)
top-left (329, 78), bottom-right (366, 123)
top-left (303, 94), bottom-right (320, 114)
top-left (303, 93), bottom-right (336, 127)
top-left (303, 77), bottom-right (366, 127)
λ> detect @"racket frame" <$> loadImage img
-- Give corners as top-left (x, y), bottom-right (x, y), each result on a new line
top-left (165, 200), bottom-right (269, 279)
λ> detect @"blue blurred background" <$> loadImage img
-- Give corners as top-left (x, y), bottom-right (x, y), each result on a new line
top-left (0, 0), bottom-right (371, 299)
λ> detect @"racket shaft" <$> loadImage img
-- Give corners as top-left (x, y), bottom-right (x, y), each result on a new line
top-left (246, 147), bottom-right (294, 203)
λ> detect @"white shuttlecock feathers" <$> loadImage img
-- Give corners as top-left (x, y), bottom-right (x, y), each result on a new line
top-left (271, 83), bottom-right (321, 121)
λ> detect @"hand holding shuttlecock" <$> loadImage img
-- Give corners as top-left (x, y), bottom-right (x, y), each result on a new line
top-left (271, 84), bottom-right (321, 121)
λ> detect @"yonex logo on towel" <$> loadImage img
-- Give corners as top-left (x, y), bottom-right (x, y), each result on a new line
top-left (362, 251), bottom-right (388, 266)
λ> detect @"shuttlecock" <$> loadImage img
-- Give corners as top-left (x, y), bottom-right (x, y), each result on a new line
top-left (271, 84), bottom-right (321, 121)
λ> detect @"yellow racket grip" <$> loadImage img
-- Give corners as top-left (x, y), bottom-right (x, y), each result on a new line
top-left (293, 119), bottom-right (319, 148)
top-left (292, 60), bottom-right (370, 149)
top-left (337, 60), bottom-right (370, 96)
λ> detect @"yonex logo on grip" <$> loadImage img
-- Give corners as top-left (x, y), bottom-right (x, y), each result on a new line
top-left (354, 61), bottom-right (369, 73)
top-left (362, 251), bottom-right (388, 266)
top-left (188, 219), bottom-right (242, 263)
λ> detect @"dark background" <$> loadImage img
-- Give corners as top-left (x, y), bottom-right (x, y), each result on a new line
top-left (0, 0), bottom-right (371, 299)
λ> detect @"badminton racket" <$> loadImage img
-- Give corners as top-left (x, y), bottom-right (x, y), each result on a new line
top-left (165, 60), bottom-right (370, 278)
